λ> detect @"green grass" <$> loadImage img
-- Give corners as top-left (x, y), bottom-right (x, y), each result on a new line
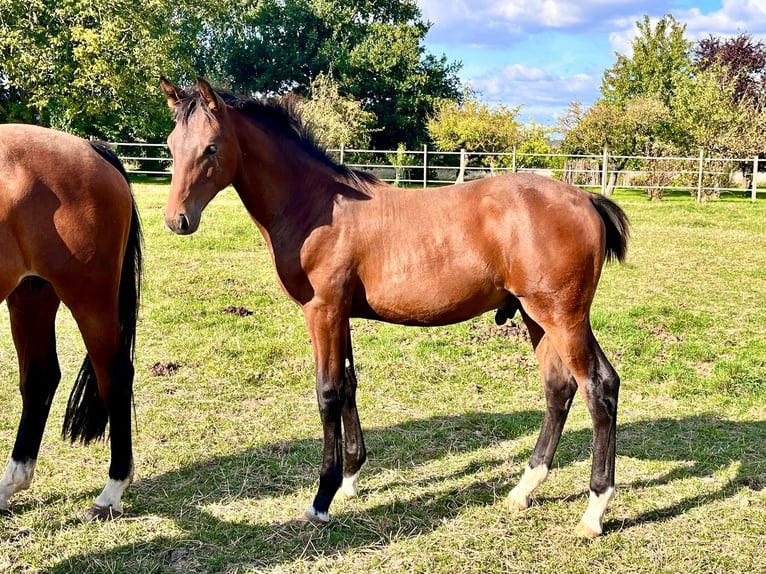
top-left (0, 183), bottom-right (765, 573)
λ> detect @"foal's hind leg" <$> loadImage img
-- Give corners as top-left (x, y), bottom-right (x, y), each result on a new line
top-left (507, 313), bottom-right (578, 511)
top-left (537, 319), bottom-right (619, 537)
top-left (64, 293), bottom-right (134, 521)
top-left (339, 329), bottom-right (366, 497)
top-left (0, 280), bottom-right (61, 512)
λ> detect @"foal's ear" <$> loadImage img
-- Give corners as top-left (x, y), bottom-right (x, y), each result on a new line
top-left (160, 77), bottom-right (186, 108)
top-left (196, 77), bottom-right (224, 112)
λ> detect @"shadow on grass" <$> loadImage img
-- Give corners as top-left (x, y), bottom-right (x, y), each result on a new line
top-left (37, 412), bottom-right (766, 572)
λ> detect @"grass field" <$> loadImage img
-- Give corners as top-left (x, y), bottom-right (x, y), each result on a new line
top-left (0, 182), bottom-right (764, 573)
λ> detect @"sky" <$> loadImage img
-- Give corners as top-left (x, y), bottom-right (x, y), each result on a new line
top-left (417, 0), bottom-right (766, 126)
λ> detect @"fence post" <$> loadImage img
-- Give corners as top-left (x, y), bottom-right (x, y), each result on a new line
top-left (457, 148), bottom-right (466, 183)
top-left (512, 144), bottom-right (517, 173)
top-left (697, 148), bottom-right (704, 202)
top-left (423, 144), bottom-right (428, 188)
top-left (753, 156), bottom-right (758, 202)
top-left (601, 147), bottom-right (608, 195)
top-left (339, 144), bottom-right (345, 165)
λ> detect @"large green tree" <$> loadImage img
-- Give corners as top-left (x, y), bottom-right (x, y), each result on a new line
top-left (196, 0), bottom-right (462, 149)
top-left (601, 14), bottom-right (692, 107)
top-left (0, 0), bottom-right (207, 140)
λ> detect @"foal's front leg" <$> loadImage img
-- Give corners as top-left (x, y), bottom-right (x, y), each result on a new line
top-left (339, 330), bottom-right (366, 498)
top-left (302, 306), bottom-right (349, 523)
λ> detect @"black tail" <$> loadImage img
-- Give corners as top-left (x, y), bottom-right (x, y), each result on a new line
top-left (589, 193), bottom-right (630, 264)
top-left (62, 142), bottom-right (143, 444)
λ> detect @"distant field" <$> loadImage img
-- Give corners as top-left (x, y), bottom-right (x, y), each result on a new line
top-left (0, 182), bottom-right (764, 573)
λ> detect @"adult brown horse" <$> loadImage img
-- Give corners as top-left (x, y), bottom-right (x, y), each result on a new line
top-left (160, 77), bottom-right (629, 537)
top-left (0, 124), bottom-right (142, 521)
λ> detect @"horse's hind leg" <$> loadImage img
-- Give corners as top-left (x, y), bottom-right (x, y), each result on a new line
top-left (573, 337), bottom-right (619, 537)
top-left (0, 280), bottom-right (61, 512)
top-left (535, 317), bottom-right (619, 537)
top-left (65, 293), bottom-right (134, 521)
top-left (339, 329), bottom-right (366, 497)
top-left (507, 312), bottom-right (578, 511)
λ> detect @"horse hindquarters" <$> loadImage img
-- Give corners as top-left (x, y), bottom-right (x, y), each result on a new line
top-left (0, 280), bottom-right (62, 511)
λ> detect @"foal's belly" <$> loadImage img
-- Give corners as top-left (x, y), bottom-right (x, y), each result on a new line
top-left (351, 278), bottom-right (508, 327)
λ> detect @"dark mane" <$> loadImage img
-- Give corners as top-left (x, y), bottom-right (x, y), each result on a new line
top-left (173, 84), bottom-right (379, 187)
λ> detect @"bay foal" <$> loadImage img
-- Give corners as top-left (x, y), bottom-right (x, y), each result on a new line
top-left (160, 77), bottom-right (628, 536)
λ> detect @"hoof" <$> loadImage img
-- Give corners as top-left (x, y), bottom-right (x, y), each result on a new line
top-left (574, 520), bottom-right (602, 538)
top-left (300, 505), bottom-right (330, 525)
top-left (506, 491), bottom-right (530, 511)
top-left (84, 504), bottom-right (123, 522)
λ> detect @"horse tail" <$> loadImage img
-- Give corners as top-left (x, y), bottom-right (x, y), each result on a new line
top-left (589, 193), bottom-right (630, 264)
top-left (62, 142), bottom-right (143, 444)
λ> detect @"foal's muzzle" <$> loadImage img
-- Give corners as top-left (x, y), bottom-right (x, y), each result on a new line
top-left (165, 212), bottom-right (195, 235)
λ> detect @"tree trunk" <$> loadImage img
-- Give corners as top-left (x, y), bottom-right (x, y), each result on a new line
top-left (604, 171), bottom-right (618, 196)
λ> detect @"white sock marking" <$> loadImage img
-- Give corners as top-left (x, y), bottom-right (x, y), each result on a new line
top-left (0, 459), bottom-right (36, 511)
top-left (579, 487), bottom-right (615, 535)
top-left (341, 471), bottom-right (360, 497)
top-left (508, 464), bottom-right (549, 509)
top-left (304, 504), bottom-right (330, 523)
top-left (94, 465), bottom-right (133, 513)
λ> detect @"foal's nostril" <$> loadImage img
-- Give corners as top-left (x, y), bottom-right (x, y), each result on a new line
top-left (178, 213), bottom-right (189, 232)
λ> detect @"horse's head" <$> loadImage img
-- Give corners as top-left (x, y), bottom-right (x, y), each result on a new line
top-left (160, 77), bottom-right (240, 235)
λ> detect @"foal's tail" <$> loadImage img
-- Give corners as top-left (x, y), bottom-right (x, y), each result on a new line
top-left (62, 143), bottom-right (143, 444)
top-left (590, 193), bottom-right (630, 264)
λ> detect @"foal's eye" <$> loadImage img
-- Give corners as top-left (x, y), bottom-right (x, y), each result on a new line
top-left (204, 144), bottom-right (218, 155)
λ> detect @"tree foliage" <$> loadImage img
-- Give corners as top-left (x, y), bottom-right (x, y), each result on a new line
top-left (694, 33), bottom-right (766, 105)
top-left (195, 0), bottom-right (462, 149)
top-left (0, 0), bottom-right (460, 146)
top-left (427, 96), bottom-right (521, 155)
top-left (601, 14), bottom-right (692, 107)
top-left (292, 72), bottom-right (376, 149)
top-left (568, 13), bottom-right (766, 198)
top-left (0, 0), bottom-right (206, 140)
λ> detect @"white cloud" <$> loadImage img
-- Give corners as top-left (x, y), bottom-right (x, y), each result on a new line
top-left (417, 1), bottom-right (766, 124)
top-left (466, 65), bottom-right (600, 123)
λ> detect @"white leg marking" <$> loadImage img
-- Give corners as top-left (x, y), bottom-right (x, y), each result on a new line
top-left (508, 464), bottom-right (549, 510)
top-left (303, 504), bottom-right (330, 524)
top-left (341, 471), bottom-right (360, 498)
top-left (577, 487), bottom-right (615, 537)
top-left (0, 459), bottom-right (36, 511)
top-left (93, 477), bottom-right (133, 514)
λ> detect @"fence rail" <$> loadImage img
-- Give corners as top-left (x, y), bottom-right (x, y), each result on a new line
top-left (111, 142), bottom-right (763, 201)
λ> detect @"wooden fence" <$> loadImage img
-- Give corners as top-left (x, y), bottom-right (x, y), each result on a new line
top-left (110, 142), bottom-right (763, 202)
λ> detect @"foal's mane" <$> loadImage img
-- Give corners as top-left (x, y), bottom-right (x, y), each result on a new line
top-left (174, 84), bottom-right (379, 189)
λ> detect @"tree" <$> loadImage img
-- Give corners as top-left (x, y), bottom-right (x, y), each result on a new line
top-left (565, 14), bottom-right (690, 195)
top-left (0, 0), bottom-right (212, 140)
top-left (601, 14), bottom-right (692, 107)
top-left (515, 120), bottom-right (557, 170)
top-left (671, 64), bottom-right (742, 155)
top-left (563, 96), bottom-right (672, 195)
top-left (292, 72), bottom-right (376, 149)
top-left (196, 0), bottom-right (462, 149)
top-left (694, 33), bottom-right (766, 105)
top-left (427, 96), bottom-right (521, 163)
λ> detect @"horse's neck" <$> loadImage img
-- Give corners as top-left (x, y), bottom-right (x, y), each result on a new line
top-left (232, 123), bottom-right (337, 234)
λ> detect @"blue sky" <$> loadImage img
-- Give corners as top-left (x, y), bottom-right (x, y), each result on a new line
top-left (417, 0), bottom-right (766, 125)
